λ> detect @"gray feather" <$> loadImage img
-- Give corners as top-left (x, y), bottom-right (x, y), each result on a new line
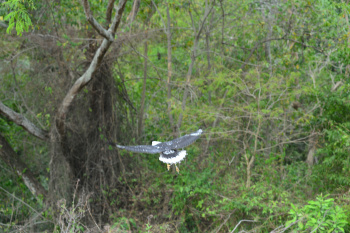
top-left (115, 129), bottom-right (203, 154)
top-left (116, 145), bottom-right (162, 154)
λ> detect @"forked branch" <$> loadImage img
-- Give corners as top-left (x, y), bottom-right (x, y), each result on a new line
top-left (82, 0), bottom-right (114, 41)
top-left (56, 0), bottom-right (128, 138)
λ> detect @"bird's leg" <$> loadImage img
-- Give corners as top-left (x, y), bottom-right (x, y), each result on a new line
top-left (167, 164), bottom-right (171, 171)
top-left (175, 164), bottom-right (179, 173)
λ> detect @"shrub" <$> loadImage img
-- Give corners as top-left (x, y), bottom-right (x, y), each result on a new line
top-left (285, 195), bottom-right (349, 232)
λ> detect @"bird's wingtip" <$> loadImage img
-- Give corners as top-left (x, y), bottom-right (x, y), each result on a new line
top-left (190, 129), bottom-right (203, 136)
top-left (152, 141), bottom-right (162, 146)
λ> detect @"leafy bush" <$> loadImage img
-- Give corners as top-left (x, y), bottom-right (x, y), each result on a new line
top-left (285, 195), bottom-right (349, 232)
top-left (309, 85), bottom-right (350, 191)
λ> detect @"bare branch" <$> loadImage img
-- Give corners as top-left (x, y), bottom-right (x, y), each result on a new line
top-left (331, 81), bottom-right (343, 92)
top-left (106, 0), bottom-right (116, 25)
top-left (230, 219), bottom-right (258, 233)
top-left (270, 218), bottom-right (304, 233)
top-left (56, 0), bottom-right (128, 139)
top-left (214, 211), bottom-right (235, 233)
top-left (110, 0), bottom-right (127, 33)
top-left (0, 101), bottom-right (49, 140)
top-left (82, 0), bottom-right (114, 41)
top-left (127, 0), bottom-right (140, 24)
top-left (151, 0), bottom-right (166, 33)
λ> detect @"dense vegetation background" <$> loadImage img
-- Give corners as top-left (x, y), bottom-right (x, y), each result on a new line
top-left (1, 0), bottom-right (350, 232)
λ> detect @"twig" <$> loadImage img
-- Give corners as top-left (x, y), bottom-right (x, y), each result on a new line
top-left (215, 211), bottom-right (235, 233)
top-left (270, 217), bottom-right (304, 233)
top-left (151, 0), bottom-right (166, 33)
top-left (0, 186), bottom-right (52, 223)
top-left (230, 219), bottom-right (258, 233)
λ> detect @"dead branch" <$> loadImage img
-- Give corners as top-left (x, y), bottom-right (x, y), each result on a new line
top-left (0, 101), bottom-right (49, 140)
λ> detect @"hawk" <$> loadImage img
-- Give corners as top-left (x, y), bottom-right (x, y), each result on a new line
top-left (112, 129), bottom-right (203, 173)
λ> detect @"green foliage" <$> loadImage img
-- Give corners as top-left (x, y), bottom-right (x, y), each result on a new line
top-left (3, 0), bottom-right (350, 232)
top-left (286, 195), bottom-right (349, 232)
top-left (111, 216), bottom-right (137, 231)
top-left (170, 166), bottom-right (215, 217)
top-left (0, 173), bottom-right (44, 231)
top-left (2, 0), bottom-right (35, 36)
top-left (308, 84), bottom-right (350, 190)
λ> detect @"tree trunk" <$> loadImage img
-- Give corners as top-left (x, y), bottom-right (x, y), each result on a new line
top-left (306, 131), bottom-right (318, 166)
top-left (48, 0), bottom-right (128, 223)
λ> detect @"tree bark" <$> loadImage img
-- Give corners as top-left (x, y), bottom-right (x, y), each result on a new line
top-left (306, 131), bottom-right (318, 166)
top-left (56, 0), bottom-right (127, 140)
top-left (106, 0), bottom-right (116, 26)
top-left (49, 0), bottom-right (128, 219)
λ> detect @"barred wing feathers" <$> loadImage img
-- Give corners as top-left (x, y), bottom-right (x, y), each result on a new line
top-left (116, 145), bottom-right (162, 154)
top-left (157, 129), bottom-right (203, 150)
top-left (115, 129), bottom-right (203, 153)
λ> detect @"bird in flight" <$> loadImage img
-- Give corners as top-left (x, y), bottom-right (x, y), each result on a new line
top-left (112, 129), bottom-right (203, 173)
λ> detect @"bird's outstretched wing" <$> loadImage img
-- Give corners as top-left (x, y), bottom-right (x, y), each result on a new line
top-left (157, 129), bottom-right (203, 150)
top-left (116, 145), bottom-right (162, 154)
top-left (114, 129), bottom-right (203, 153)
